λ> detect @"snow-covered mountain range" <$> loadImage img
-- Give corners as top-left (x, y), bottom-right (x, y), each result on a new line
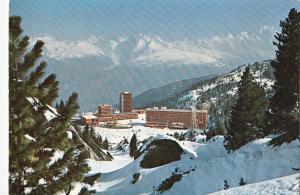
top-left (33, 26), bottom-right (276, 111)
top-left (36, 26), bottom-right (275, 68)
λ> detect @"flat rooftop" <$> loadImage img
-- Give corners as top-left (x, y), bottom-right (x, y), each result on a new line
top-left (80, 114), bottom-right (97, 119)
top-left (146, 108), bottom-right (207, 113)
top-left (99, 104), bottom-right (112, 107)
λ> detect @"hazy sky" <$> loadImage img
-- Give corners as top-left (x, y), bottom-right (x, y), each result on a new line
top-left (10, 0), bottom-right (300, 41)
top-left (8, 0), bottom-right (300, 110)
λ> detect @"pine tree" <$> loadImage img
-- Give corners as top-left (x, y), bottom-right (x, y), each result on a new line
top-left (239, 178), bottom-right (246, 186)
top-left (129, 133), bottom-right (137, 157)
top-left (9, 16), bottom-right (93, 194)
top-left (225, 67), bottom-right (267, 151)
top-left (267, 8), bottom-right (300, 145)
top-left (173, 132), bottom-right (180, 140)
top-left (223, 180), bottom-right (229, 190)
top-left (83, 124), bottom-right (90, 140)
top-left (96, 135), bottom-right (103, 146)
top-left (102, 138), bottom-right (109, 150)
top-left (89, 127), bottom-right (96, 139)
top-left (215, 119), bottom-right (226, 136)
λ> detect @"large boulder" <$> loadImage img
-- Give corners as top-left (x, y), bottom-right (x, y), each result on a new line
top-left (139, 139), bottom-right (183, 168)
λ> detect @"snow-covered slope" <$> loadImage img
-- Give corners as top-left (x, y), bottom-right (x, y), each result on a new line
top-left (210, 174), bottom-right (299, 195)
top-left (132, 75), bottom-right (215, 108)
top-left (146, 60), bottom-right (274, 109)
top-left (77, 134), bottom-right (299, 194)
top-left (140, 60), bottom-right (274, 130)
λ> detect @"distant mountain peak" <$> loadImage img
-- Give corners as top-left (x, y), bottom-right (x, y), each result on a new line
top-left (34, 26), bottom-right (276, 68)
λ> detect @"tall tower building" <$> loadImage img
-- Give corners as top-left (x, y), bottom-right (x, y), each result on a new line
top-left (120, 91), bottom-right (132, 113)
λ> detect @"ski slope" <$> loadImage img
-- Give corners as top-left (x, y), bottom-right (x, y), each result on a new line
top-left (76, 133), bottom-right (299, 194)
top-left (210, 174), bottom-right (299, 195)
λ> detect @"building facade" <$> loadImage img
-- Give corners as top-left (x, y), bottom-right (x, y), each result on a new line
top-left (98, 104), bottom-right (112, 117)
top-left (96, 95), bottom-right (138, 123)
top-left (120, 91), bottom-right (132, 113)
top-left (145, 107), bottom-right (208, 129)
top-left (80, 114), bottom-right (98, 126)
top-left (113, 112), bottom-right (138, 120)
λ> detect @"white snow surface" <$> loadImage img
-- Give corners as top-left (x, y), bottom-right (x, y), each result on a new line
top-left (26, 97), bottom-right (40, 110)
top-left (48, 150), bottom-right (65, 167)
top-left (87, 150), bottom-right (133, 174)
top-left (66, 131), bottom-right (73, 139)
top-left (44, 105), bottom-right (59, 121)
top-left (71, 130), bottom-right (299, 195)
top-left (26, 96), bottom-right (59, 121)
top-left (24, 134), bottom-right (36, 142)
top-left (210, 174), bottom-right (299, 195)
top-left (93, 114), bottom-right (187, 147)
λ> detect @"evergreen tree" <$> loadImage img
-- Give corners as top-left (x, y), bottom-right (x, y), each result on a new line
top-left (223, 180), bottom-right (229, 190)
top-left (267, 8), bottom-right (300, 145)
top-left (179, 133), bottom-right (185, 141)
top-left (102, 138), bottom-right (109, 150)
top-left (83, 125), bottom-right (90, 140)
top-left (9, 16), bottom-right (92, 194)
top-left (239, 178), bottom-right (246, 186)
top-left (173, 132), bottom-right (180, 140)
top-left (129, 133), bottom-right (138, 157)
top-left (96, 135), bottom-right (103, 146)
top-left (215, 119), bottom-right (226, 136)
top-left (89, 127), bottom-right (96, 139)
top-left (225, 67), bottom-right (267, 151)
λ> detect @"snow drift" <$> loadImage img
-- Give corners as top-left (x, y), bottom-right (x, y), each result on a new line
top-left (87, 135), bottom-right (299, 194)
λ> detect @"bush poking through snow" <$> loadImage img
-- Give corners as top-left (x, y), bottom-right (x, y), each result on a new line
top-left (239, 178), bottom-right (246, 186)
top-left (157, 174), bottom-right (183, 192)
top-left (224, 180), bottom-right (230, 190)
top-left (140, 139), bottom-right (183, 168)
top-left (78, 187), bottom-right (96, 195)
top-left (131, 173), bottom-right (140, 184)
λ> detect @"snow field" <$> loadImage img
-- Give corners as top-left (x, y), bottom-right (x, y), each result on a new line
top-left (210, 174), bottom-right (299, 195)
top-left (86, 135), bottom-right (299, 194)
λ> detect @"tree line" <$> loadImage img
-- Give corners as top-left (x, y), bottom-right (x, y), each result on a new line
top-left (224, 8), bottom-right (300, 151)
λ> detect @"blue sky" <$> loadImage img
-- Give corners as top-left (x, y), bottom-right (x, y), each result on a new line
top-left (10, 0), bottom-right (300, 41)
top-left (8, 0), bottom-right (300, 110)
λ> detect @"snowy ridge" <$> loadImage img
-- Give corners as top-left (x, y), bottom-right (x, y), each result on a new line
top-left (72, 133), bottom-right (299, 194)
top-left (210, 174), bottom-right (299, 195)
top-left (192, 62), bottom-right (271, 106)
top-left (34, 26), bottom-right (275, 68)
top-left (162, 60), bottom-right (274, 109)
